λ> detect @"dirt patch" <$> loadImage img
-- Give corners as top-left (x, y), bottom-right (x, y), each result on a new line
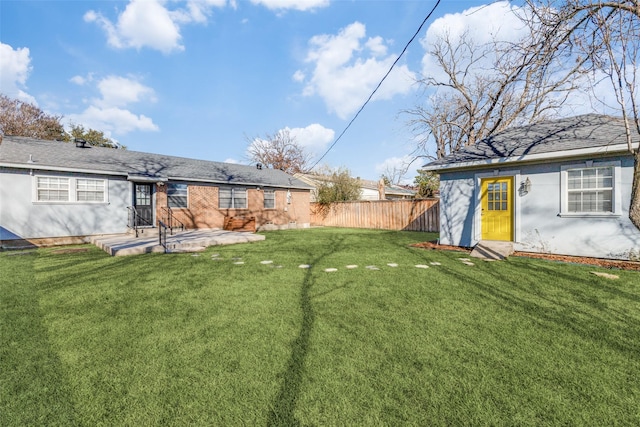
top-left (411, 241), bottom-right (640, 271)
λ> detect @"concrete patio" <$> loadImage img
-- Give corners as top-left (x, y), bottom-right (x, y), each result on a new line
top-left (91, 228), bottom-right (265, 256)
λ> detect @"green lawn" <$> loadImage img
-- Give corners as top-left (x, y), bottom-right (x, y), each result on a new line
top-left (1, 228), bottom-right (639, 426)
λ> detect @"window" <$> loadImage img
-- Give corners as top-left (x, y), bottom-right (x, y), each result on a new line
top-left (76, 178), bottom-right (105, 202)
top-left (167, 183), bottom-right (188, 208)
top-left (37, 177), bottom-right (69, 201)
top-left (486, 182), bottom-right (508, 211)
top-left (35, 175), bottom-right (108, 203)
top-left (560, 161), bottom-right (621, 216)
top-left (567, 167), bottom-right (613, 212)
top-left (264, 190), bottom-right (275, 209)
top-left (219, 187), bottom-right (247, 209)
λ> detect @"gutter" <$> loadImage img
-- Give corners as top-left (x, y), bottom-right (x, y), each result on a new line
top-left (422, 143), bottom-right (631, 172)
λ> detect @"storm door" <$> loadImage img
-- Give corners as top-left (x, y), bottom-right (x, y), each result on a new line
top-left (134, 183), bottom-right (154, 227)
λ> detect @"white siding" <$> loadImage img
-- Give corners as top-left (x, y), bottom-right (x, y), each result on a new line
top-left (438, 155), bottom-right (640, 260)
top-left (0, 168), bottom-right (130, 240)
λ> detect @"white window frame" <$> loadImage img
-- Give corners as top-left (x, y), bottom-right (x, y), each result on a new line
top-left (34, 175), bottom-right (108, 204)
top-left (167, 183), bottom-right (189, 209)
top-left (76, 178), bottom-right (106, 202)
top-left (264, 189), bottom-right (276, 209)
top-left (560, 160), bottom-right (622, 217)
top-left (219, 187), bottom-right (247, 209)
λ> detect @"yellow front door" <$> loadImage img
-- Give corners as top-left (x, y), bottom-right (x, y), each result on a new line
top-left (481, 177), bottom-right (513, 241)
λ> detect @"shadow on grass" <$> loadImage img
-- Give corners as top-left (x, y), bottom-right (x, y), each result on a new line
top-left (267, 236), bottom-right (345, 427)
top-left (0, 252), bottom-right (78, 425)
top-left (444, 259), bottom-right (640, 360)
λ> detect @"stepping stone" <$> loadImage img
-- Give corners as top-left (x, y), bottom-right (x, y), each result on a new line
top-left (590, 271), bottom-right (619, 279)
top-left (346, 265), bottom-right (358, 269)
top-left (299, 264), bottom-right (311, 269)
top-left (387, 263), bottom-right (398, 267)
top-left (415, 264), bottom-right (430, 269)
top-left (211, 253), bottom-right (220, 257)
top-left (324, 268), bottom-right (338, 272)
top-left (365, 265), bottom-right (380, 270)
top-left (457, 258), bottom-right (471, 262)
top-left (191, 253), bottom-right (201, 257)
top-left (233, 261), bottom-right (244, 265)
top-left (260, 260), bottom-right (273, 264)
top-left (430, 262), bottom-right (441, 266)
top-left (461, 261), bottom-right (475, 266)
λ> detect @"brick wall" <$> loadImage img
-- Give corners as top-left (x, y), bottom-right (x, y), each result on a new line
top-left (155, 183), bottom-right (310, 230)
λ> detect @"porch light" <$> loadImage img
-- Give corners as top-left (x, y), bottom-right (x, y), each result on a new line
top-left (520, 177), bottom-right (532, 194)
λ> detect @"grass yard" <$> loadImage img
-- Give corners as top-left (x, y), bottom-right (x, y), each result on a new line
top-left (1, 228), bottom-right (639, 426)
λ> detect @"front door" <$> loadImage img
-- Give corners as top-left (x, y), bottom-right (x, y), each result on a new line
top-left (134, 183), bottom-right (153, 227)
top-left (481, 177), bottom-right (513, 241)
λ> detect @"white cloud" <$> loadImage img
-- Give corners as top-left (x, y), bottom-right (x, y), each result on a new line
top-left (67, 75), bottom-right (158, 135)
top-left (96, 75), bottom-right (156, 108)
top-left (246, 124), bottom-right (334, 161)
top-left (85, 0), bottom-right (227, 53)
top-left (300, 22), bottom-right (415, 119)
top-left (250, 0), bottom-right (329, 11)
top-left (375, 155), bottom-right (419, 185)
top-left (67, 105), bottom-right (158, 135)
top-left (420, 2), bottom-right (529, 79)
top-left (292, 70), bottom-right (305, 82)
top-left (70, 73), bottom-right (95, 86)
top-left (287, 123), bottom-right (334, 154)
top-left (0, 42), bottom-right (36, 104)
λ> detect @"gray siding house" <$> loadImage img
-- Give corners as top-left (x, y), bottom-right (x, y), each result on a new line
top-left (0, 136), bottom-right (312, 247)
top-left (422, 114), bottom-right (640, 260)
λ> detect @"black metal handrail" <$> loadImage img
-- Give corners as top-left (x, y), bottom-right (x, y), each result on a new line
top-left (158, 220), bottom-right (168, 253)
top-left (127, 206), bottom-right (153, 237)
top-left (160, 206), bottom-right (185, 235)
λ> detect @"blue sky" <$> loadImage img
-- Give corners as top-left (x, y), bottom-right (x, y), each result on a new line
top-left (2, 0), bottom-right (521, 183)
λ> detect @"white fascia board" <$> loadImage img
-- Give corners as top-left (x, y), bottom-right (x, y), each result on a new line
top-left (0, 162), bottom-right (126, 177)
top-left (422, 144), bottom-right (630, 172)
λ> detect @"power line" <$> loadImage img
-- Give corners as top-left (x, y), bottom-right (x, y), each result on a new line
top-left (310, 0), bottom-right (442, 170)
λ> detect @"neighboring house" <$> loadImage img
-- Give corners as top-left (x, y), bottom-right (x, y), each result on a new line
top-left (0, 136), bottom-right (313, 247)
top-left (359, 179), bottom-right (417, 201)
top-left (422, 114), bottom-right (640, 260)
top-left (295, 173), bottom-right (416, 201)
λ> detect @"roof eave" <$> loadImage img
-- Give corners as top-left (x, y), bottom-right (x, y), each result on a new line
top-left (422, 143), bottom-right (631, 172)
top-left (0, 162), bottom-right (126, 177)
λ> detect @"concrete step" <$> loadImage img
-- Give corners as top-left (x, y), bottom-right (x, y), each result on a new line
top-left (470, 240), bottom-right (514, 261)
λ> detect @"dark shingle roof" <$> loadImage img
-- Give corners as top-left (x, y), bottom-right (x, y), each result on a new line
top-left (424, 114), bottom-right (638, 170)
top-left (0, 136), bottom-right (312, 189)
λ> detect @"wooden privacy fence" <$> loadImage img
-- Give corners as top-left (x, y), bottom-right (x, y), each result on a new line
top-left (310, 199), bottom-right (439, 232)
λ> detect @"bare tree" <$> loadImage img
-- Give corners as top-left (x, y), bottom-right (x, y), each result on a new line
top-left (405, 17), bottom-right (588, 160)
top-left (526, 0), bottom-right (640, 228)
top-left (0, 94), bottom-right (66, 140)
top-left (246, 129), bottom-right (312, 174)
